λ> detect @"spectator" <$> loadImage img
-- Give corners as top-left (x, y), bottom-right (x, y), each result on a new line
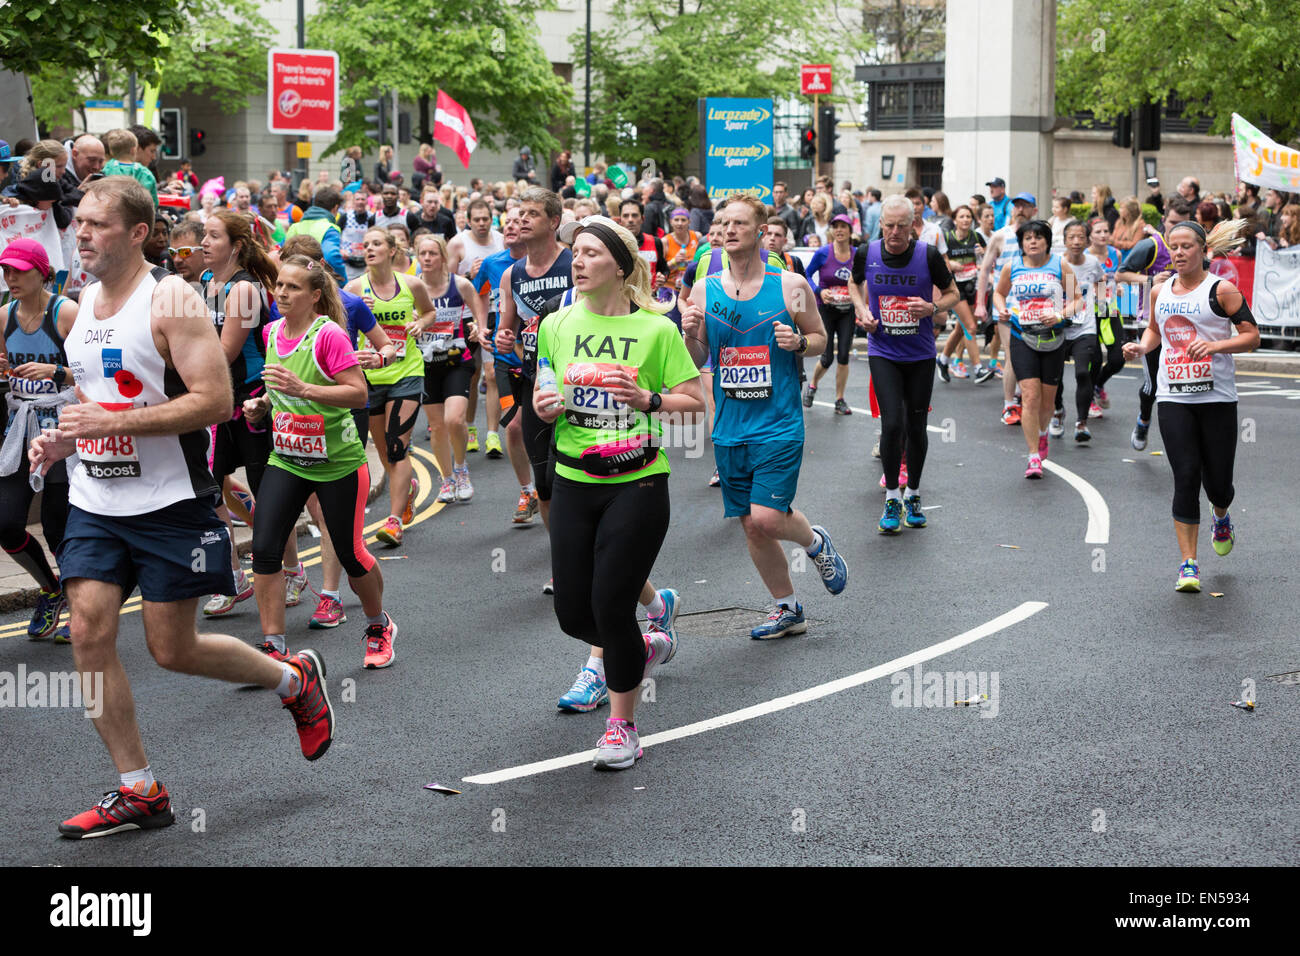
top-left (863, 188), bottom-right (883, 240)
top-left (174, 158), bottom-right (199, 194)
top-left (586, 161), bottom-right (607, 186)
top-left (838, 188), bottom-right (862, 236)
top-left (1144, 177), bottom-right (1164, 216)
top-left (1195, 200), bottom-right (1220, 230)
top-left (415, 185), bottom-right (456, 240)
top-left (58, 133), bottom-right (105, 207)
top-left (687, 183), bottom-right (713, 234)
top-left (1177, 176), bottom-right (1200, 205)
top-left (127, 124), bottom-right (161, 171)
top-left (985, 177), bottom-right (1011, 229)
top-left (771, 180), bottom-right (801, 238)
top-left (412, 142), bottom-right (442, 194)
top-left (1111, 197), bottom-right (1144, 250)
top-left (294, 177), bottom-right (313, 213)
top-left (512, 146), bottom-right (537, 184)
top-left (643, 177), bottom-right (670, 237)
top-left (374, 145), bottom-right (394, 185)
top-left (550, 150), bottom-right (574, 193)
top-left (1049, 195), bottom-right (1072, 251)
top-left (340, 145), bottom-right (363, 185)
top-left (284, 185), bottom-right (347, 281)
top-left (803, 193), bottom-right (832, 245)
top-left (1276, 203), bottom-right (1300, 249)
top-left (1091, 183), bottom-right (1119, 230)
top-left (930, 190), bottom-right (955, 232)
top-left (101, 129), bottom-right (158, 206)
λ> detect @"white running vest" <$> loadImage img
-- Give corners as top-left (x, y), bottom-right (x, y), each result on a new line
top-left (1154, 272), bottom-right (1237, 403)
top-left (66, 272), bottom-right (217, 515)
top-left (456, 229), bottom-right (505, 275)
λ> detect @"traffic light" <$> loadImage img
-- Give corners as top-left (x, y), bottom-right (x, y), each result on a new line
top-left (818, 105), bottom-right (839, 161)
top-left (800, 125), bottom-right (816, 162)
top-left (1111, 112), bottom-right (1132, 148)
top-left (189, 127), bottom-right (206, 157)
top-left (398, 111), bottom-right (412, 145)
top-left (364, 95), bottom-right (388, 145)
top-left (159, 108), bottom-right (182, 160)
top-left (1137, 102), bottom-right (1161, 151)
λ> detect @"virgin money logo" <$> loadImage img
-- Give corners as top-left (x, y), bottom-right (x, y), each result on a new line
top-left (274, 412), bottom-right (292, 431)
top-left (278, 90), bottom-right (302, 119)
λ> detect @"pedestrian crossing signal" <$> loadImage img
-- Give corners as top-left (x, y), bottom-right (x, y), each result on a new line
top-left (800, 125), bottom-right (816, 162)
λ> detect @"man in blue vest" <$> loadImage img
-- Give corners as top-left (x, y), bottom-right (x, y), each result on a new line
top-left (284, 186), bottom-right (346, 281)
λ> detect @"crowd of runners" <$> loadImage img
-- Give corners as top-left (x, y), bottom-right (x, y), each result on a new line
top-left (0, 127), bottom-right (1263, 831)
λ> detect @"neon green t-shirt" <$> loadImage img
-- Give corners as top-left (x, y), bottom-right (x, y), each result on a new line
top-left (102, 159), bottom-right (158, 206)
top-left (537, 300), bottom-right (699, 484)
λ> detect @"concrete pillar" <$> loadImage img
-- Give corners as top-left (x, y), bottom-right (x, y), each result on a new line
top-left (943, 0), bottom-right (1056, 206)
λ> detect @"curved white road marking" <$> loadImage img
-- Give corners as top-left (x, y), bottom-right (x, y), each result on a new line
top-left (812, 399), bottom-right (1110, 543)
top-left (1041, 459), bottom-right (1110, 544)
top-left (463, 601), bottom-right (1048, 785)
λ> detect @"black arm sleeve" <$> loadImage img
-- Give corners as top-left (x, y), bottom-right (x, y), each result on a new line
top-left (926, 245), bottom-right (954, 288)
top-left (539, 293), bottom-right (565, 319)
top-left (1119, 238), bottom-right (1156, 273)
top-left (1208, 279), bottom-right (1258, 326)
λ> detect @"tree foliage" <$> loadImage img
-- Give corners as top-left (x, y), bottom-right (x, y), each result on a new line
top-left (309, 0), bottom-right (571, 159)
top-left (0, 0), bottom-right (186, 78)
top-left (1057, 0), bottom-right (1300, 142)
top-left (856, 0), bottom-right (946, 64)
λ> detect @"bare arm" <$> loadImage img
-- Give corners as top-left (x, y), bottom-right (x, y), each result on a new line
top-left (991, 262), bottom-right (1012, 318)
top-left (680, 282), bottom-right (710, 368)
top-left (781, 271), bottom-right (827, 355)
top-left (494, 264), bottom-right (518, 352)
top-left (405, 278), bottom-right (438, 335)
top-left (976, 233), bottom-right (1004, 315)
top-left (457, 275), bottom-right (485, 340)
top-left (217, 278), bottom-right (258, 365)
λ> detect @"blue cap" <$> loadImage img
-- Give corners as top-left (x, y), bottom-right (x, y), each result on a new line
top-left (1012, 192), bottom-right (1037, 206)
top-left (0, 140), bottom-right (20, 164)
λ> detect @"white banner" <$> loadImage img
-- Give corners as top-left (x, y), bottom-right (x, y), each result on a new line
top-left (1232, 113), bottom-right (1300, 193)
top-left (1252, 242), bottom-right (1300, 327)
top-left (0, 205), bottom-right (67, 294)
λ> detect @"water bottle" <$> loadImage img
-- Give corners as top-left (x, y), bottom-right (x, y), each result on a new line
top-left (536, 357), bottom-right (563, 409)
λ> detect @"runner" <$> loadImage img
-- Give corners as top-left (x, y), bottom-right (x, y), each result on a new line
top-left (494, 188), bottom-right (572, 533)
top-left (533, 216), bottom-right (705, 767)
top-left (662, 207), bottom-right (700, 307)
top-left (0, 238), bottom-right (77, 641)
top-left (243, 255), bottom-right (396, 664)
top-left (935, 205), bottom-right (995, 384)
top-left (415, 233), bottom-right (484, 503)
top-left (32, 178), bottom-right (334, 839)
top-left (681, 194), bottom-right (848, 639)
top-left (976, 192), bottom-right (1038, 424)
top-left (992, 219), bottom-right (1086, 478)
top-left (1115, 220), bottom-right (1175, 450)
top-left (344, 228), bottom-right (438, 546)
top-left (802, 214), bottom-right (857, 414)
top-left (447, 198), bottom-right (504, 455)
top-left (337, 186), bottom-right (371, 281)
top-left (1121, 219), bottom-right (1256, 592)
top-left (1053, 219), bottom-right (1105, 441)
top-left (1085, 217), bottom-right (1125, 411)
top-left (852, 195), bottom-right (960, 530)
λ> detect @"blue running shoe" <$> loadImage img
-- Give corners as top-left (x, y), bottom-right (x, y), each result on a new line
top-left (1131, 417), bottom-right (1149, 451)
top-left (646, 588), bottom-right (680, 667)
top-left (903, 494), bottom-right (926, 528)
top-left (808, 526), bottom-right (847, 595)
top-left (750, 603), bottom-right (807, 640)
top-left (879, 498), bottom-right (903, 535)
top-left (27, 586), bottom-right (66, 640)
top-left (557, 668), bottom-right (609, 713)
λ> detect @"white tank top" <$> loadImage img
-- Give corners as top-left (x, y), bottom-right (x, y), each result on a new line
top-left (1154, 272), bottom-right (1236, 403)
top-left (456, 230), bottom-right (505, 275)
top-left (66, 271), bottom-right (218, 515)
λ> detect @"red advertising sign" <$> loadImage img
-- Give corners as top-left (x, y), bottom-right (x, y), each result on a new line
top-left (267, 48), bottom-right (339, 135)
top-left (800, 64), bottom-right (832, 95)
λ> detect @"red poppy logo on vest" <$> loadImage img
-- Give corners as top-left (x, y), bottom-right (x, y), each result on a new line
top-left (113, 369), bottom-right (143, 399)
top-left (278, 89), bottom-right (302, 119)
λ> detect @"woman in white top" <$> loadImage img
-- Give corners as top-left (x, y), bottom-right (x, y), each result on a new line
top-left (1122, 219), bottom-right (1257, 593)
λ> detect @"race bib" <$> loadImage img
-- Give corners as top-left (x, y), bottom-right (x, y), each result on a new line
top-left (956, 263), bottom-right (979, 283)
top-left (1014, 298), bottom-right (1056, 331)
top-left (878, 295), bottom-right (918, 335)
top-left (379, 324), bottom-right (407, 358)
top-left (563, 362), bottom-right (637, 429)
top-left (418, 320), bottom-right (463, 362)
top-left (1163, 316), bottom-right (1213, 394)
top-left (272, 411), bottom-right (328, 465)
top-left (820, 286), bottom-right (852, 307)
top-left (77, 401), bottom-right (139, 479)
top-left (719, 345), bottom-right (772, 399)
top-left (9, 376), bottom-right (58, 399)
top-left (520, 317), bottom-right (539, 360)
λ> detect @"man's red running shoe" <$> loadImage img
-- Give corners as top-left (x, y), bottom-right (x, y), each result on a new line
top-left (283, 649), bottom-right (334, 760)
top-left (58, 785), bottom-right (174, 839)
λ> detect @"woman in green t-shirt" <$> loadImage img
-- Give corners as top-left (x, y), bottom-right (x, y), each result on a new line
top-left (533, 217), bottom-right (704, 771)
top-left (245, 256), bottom-right (398, 670)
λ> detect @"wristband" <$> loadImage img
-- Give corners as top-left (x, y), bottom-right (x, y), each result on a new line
top-left (796, 334), bottom-right (808, 354)
top-left (53, 364), bottom-right (66, 386)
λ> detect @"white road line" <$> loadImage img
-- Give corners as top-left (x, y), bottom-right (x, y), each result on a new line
top-left (462, 601), bottom-right (1048, 785)
top-left (1041, 459), bottom-right (1110, 544)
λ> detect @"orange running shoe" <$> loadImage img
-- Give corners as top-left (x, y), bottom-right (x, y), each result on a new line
top-left (512, 489), bottom-right (539, 524)
top-left (58, 784), bottom-right (174, 839)
top-left (362, 612), bottom-right (398, 669)
top-left (283, 649), bottom-right (334, 761)
top-left (402, 477), bottom-right (418, 525)
top-left (376, 515), bottom-right (403, 546)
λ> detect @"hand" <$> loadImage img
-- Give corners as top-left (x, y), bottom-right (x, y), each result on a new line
top-left (906, 297), bottom-right (935, 318)
top-left (974, 302), bottom-right (987, 320)
top-left (1185, 338), bottom-right (1217, 361)
top-left (605, 369), bottom-right (648, 409)
top-left (1122, 341), bottom-right (1143, 361)
top-left (856, 310), bottom-right (879, 333)
top-left (353, 348), bottom-right (384, 370)
top-left (494, 327), bottom-right (516, 353)
top-left (0, 353), bottom-right (9, 375)
top-left (361, 293), bottom-right (376, 309)
top-left (468, 258), bottom-right (484, 279)
top-left (772, 320), bottom-right (801, 352)
top-left (11, 362), bottom-right (56, 381)
top-left (533, 387), bottom-right (563, 423)
top-left (57, 387), bottom-right (122, 440)
top-left (403, 320), bottom-right (425, 339)
top-left (29, 428), bottom-right (75, 476)
top-left (680, 300), bottom-right (705, 340)
top-left (477, 324), bottom-right (493, 348)
top-left (463, 321), bottom-right (476, 343)
top-left (242, 396), bottom-right (270, 422)
top-left (1, 196), bottom-right (21, 208)
top-left (262, 364), bottom-right (310, 398)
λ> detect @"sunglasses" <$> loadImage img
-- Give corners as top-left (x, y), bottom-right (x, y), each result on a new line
top-left (169, 246), bottom-right (200, 260)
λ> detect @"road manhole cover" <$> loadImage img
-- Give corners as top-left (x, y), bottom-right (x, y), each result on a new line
top-left (674, 606), bottom-right (822, 637)
top-left (1264, 671), bottom-right (1300, 686)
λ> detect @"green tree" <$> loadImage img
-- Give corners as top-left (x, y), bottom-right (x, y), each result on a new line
top-left (1057, 0), bottom-right (1300, 142)
top-left (25, 0), bottom-right (274, 132)
top-left (0, 0), bottom-right (186, 77)
top-left (578, 0), bottom-right (849, 173)
top-left (309, 0), bottom-right (570, 160)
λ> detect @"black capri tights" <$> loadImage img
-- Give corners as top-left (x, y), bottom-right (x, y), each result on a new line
top-left (252, 463), bottom-right (377, 578)
top-left (1157, 400), bottom-right (1236, 525)
top-left (548, 474), bottom-right (670, 693)
top-left (1054, 334), bottom-right (1100, 423)
top-left (868, 355), bottom-right (933, 490)
top-left (818, 302), bottom-right (855, 368)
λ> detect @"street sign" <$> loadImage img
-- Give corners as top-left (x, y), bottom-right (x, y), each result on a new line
top-left (267, 48), bottom-right (339, 136)
top-left (801, 64), bottom-right (832, 95)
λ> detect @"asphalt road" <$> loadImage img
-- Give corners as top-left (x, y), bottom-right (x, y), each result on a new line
top-left (1, 357), bottom-right (1296, 866)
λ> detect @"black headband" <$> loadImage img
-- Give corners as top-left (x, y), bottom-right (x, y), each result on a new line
top-left (582, 222), bottom-right (637, 279)
top-left (1168, 220), bottom-right (1206, 242)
